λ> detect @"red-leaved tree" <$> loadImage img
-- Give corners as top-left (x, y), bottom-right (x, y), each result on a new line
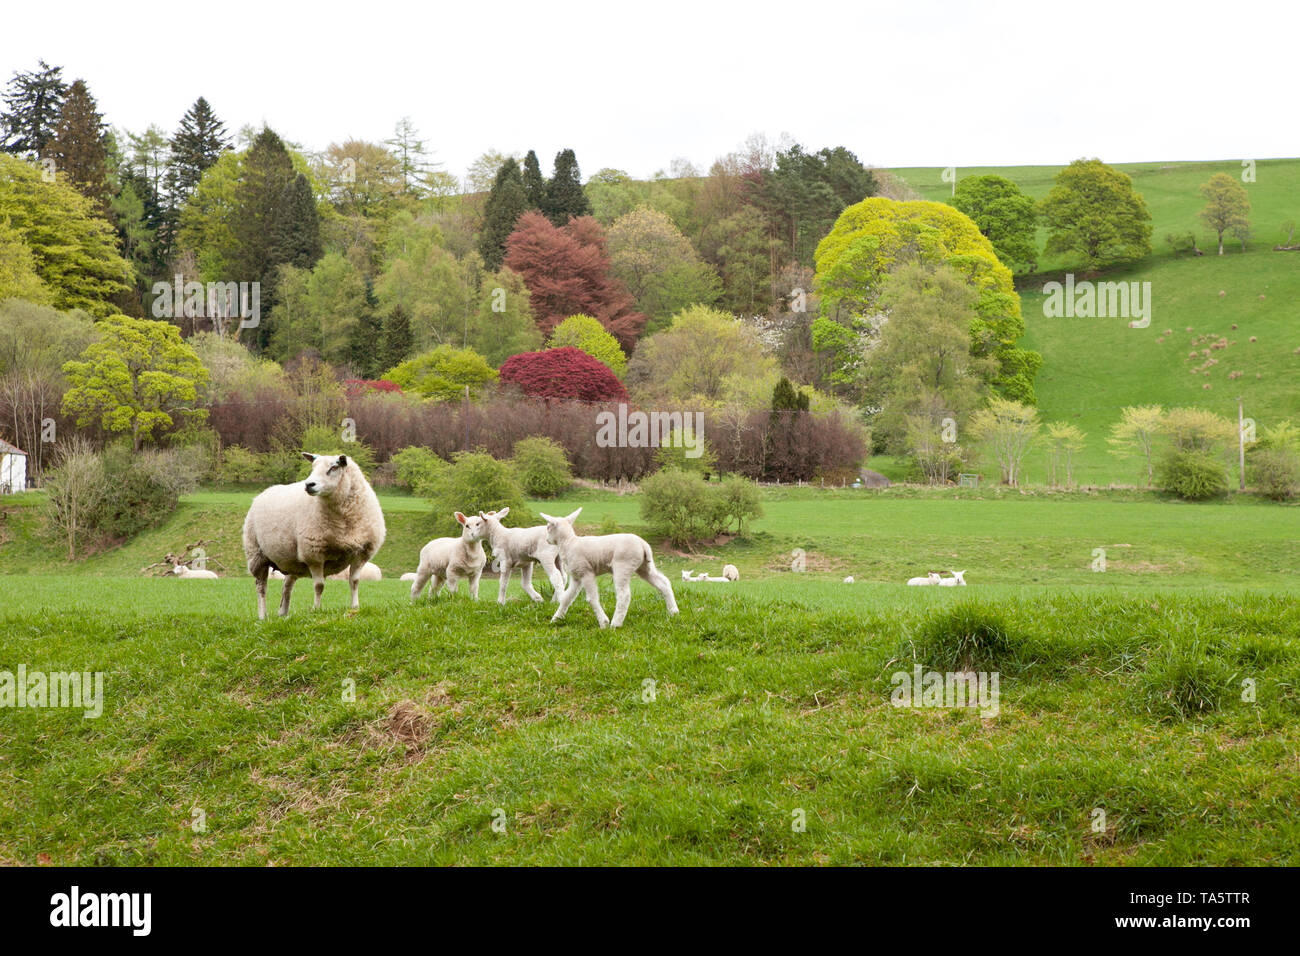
top-left (498, 347), bottom-right (629, 402)
top-left (504, 211), bottom-right (646, 350)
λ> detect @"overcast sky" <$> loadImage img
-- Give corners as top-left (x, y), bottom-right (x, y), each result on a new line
top-left (4, 0), bottom-right (1291, 183)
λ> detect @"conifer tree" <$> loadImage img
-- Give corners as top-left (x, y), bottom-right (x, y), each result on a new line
top-left (168, 97), bottom-right (230, 198)
top-left (477, 158), bottom-right (527, 270)
top-left (542, 148), bottom-right (591, 225)
top-left (0, 60), bottom-right (67, 156)
top-left (48, 80), bottom-right (109, 209)
top-left (522, 149), bottom-right (546, 207)
top-left (272, 173), bottom-right (322, 270)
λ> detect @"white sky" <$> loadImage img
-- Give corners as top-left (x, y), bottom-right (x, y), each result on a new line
top-left (4, 0), bottom-right (1293, 183)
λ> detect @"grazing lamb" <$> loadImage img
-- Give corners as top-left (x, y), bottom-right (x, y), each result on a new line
top-left (411, 512), bottom-right (487, 600)
top-left (907, 572), bottom-right (941, 586)
top-left (478, 507), bottom-right (566, 604)
top-left (540, 508), bottom-right (677, 628)
top-left (937, 570), bottom-right (967, 587)
top-left (243, 453), bottom-right (386, 620)
top-left (329, 561), bottom-right (382, 582)
top-left (172, 564), bottom-right (218, 579)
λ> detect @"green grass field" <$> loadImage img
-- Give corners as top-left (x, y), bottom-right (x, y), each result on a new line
top-left (888, 159), bottom-right (1300, 484)
top-left (2, 486), bottom-right (1298, 865)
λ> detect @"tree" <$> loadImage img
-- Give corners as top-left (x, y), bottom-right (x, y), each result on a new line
top-left (384, 117), bottom-right (434, 195)
top-left (1041, 158), bottom-right (1152, 270)
top-left (521, 149), bottom-right (547, 207)
top-left (951, 174), bottom-right (1039, 272)
top-left (167, 97), bottom-right (230, 199)
top-left (272, 173), bottom-right (322, 270)
top-left (0, 155), bottom-right (131, 316)
top-left (229, 128), bottom-right (298, 304)
top-left (814, 196), bottom-right (1039, 403)
top-left (41, 438), bottom-right (107, 560)
top-left (477, 158), bottom-right (527, 270)
top-left (547, 314), bottom-right (627, 377)
top-left (379, 305), bottom-right (413, 371)
top-left (498, 347), bottom-right (628, 402)
top-left (464, 149), bottom-right (518, 195)
top-left (47, 80), bottom-right (110, 210)
top-left (267, 253), bottom-right (368, 366)
top-left (374, 228), bottom-right (475, 350)
top-left (504, 211), bottom-right (645, 348)
top-left (384, 345), bottom-right (497, 401)
top-left (1107, 405), bottom-right (1164, 487)
top-left (968, 398), bottom-right (1040, 486)
top-left (1044, 422), bottom-right (1086, 487)
top-left (626, 305), bottom-right (775, 404)
top-left (466, 266), bottom-right (542, 366)
top-left (1199, 173), bottom-right (1251, 256)
top-left (61, 315), bottom-right (209, 450)
top-left (606, 206), bottom-right (721, 332)
top-left (0, 218), bottom-right (51, 304)
top-left (758, 144), bottom-right (877, 265)
top-left (542, 148), bottom-right (592, 225)
top-left (771, 376), bottom-right (810, 413)
top-left (1, 60), bottom-right (67, 156)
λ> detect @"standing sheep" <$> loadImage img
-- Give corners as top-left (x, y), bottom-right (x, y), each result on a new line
top-left (242, 453), bottom-right (386, 619)
top-left (411, 512), bottom-right (488, 601)
top-left (540, 508), bottom-right (678, 629)
top-left (478, 507), bottom-right (566, 604)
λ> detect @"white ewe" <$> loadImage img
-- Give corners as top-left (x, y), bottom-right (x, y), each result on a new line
top-left (172, 564), bottom-right (219, 579)
top-left (540, 508), bottom-right (677, 628)
top-left (906, 572), bottom-right (941, 586)
top-left (722, 564), bottom-right (739, 582)
top-left (329, 562), bottom-right (382, 582)
top-left (937, 570), bottom-right (967, 587)
top-left (479, 507), bottom-right (565, 604)
top-left (243, 453), bottom-right (386, 619)
top-left (411, 512), bottom-right (487, 601)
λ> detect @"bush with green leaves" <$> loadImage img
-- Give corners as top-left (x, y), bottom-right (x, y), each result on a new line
top-left (511, 436), bottom-right (572, 498)
top-left (653, 427), bottom-right (717, 475)
top-left (639, 468), bottom-right (761, 546)
top-left (1157, 450), bottom-right (1228, 500)
top-left (423, 451), bottom-right (532, 535)
top-left (299, 424), bottom-right (377, 477)
top-left (547, 314), bottom-right (628, 377)
top-left (217, 445), bottom-right (263, 485)
top-left (90, 444), bottom-right (180, 540)
top-left (390, 446), bottom-right (449, 497)
top-left (1250, 448), bottom-right (1300, 500)
top-left (384, 345), bottom-right (497, 401)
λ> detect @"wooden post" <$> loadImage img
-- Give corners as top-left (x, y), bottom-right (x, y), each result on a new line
top-left (1238, 396), bottom-right (1246, 492)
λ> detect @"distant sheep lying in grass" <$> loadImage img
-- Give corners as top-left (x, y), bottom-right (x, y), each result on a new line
top-left (399, 571), bottom-right (418, 582)
top-left (541, 508), bottom-right (678, 628)
top-left (242, 453), bottom-right (386, 620)
top-left (907, 572), bottom-right (941, 586)
top-left (172, 565), bottom-right (218, 579)
top-left (479, 507), bottom-right (565, 604)
top-left (937, 570), bottom-right (967, 586)
top-left (329, 562), bottom-right (382, 582)
top-left (411, 512), bottom-right (487, 601)
top-left (682, 564), bottom-right (740, 583)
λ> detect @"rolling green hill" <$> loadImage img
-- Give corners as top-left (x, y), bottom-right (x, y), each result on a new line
top-left (887, 160), bottom-right (1300, 485)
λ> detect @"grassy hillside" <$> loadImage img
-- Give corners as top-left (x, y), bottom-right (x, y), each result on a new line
top-left (887, 159), bottom-right (1300, 484)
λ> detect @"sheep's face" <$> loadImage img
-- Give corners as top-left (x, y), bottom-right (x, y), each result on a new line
top-left (539, 508), bottom-right (583, 545)
top-left (172, 565), bottom-right (186, 576)
top-left (303, 454), bottom-right (349, 498)
top-left (455, 512), bottom-right (487, 541)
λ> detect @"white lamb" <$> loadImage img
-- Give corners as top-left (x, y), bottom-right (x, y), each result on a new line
top-left (843, 576), bottom-right (854, 584)
top-left (172, 564), bottom-right (218, 579)
top-left (937, 570), bottom-right (967, 587)
top-left (242, 453), bottom-right (386, 620)
top-left (478, 507), bottom-right (566, 604)
top-left (907, 572), bottom-right (941, 586)
top-left (329, 562), bottom-right (382, 582)
top-left (399, 571), bottom-right (418, 582)
top-left (411, 512), bottom-right (487, 600)
top-left (540, 508), bottom-right (677, 628)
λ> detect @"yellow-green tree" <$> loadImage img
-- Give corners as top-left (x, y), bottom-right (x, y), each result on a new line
top-left (547, 313), bottom-right (627, 377)
top-left (61, 315), bottom-right (209, 450)
top-left (1107, 405), bottom-right (1164, 486)
top-left (1199, 173), bottom-right (1250, 256)
top-left (969, 398), bottom-right (1041, 486)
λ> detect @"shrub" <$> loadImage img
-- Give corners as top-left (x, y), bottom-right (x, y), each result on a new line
top-left (715, 475), bottom-right (763, 533)
top-left (90, 444), bottom-right (180, 540)
top-left (1140, 639), bottom-right (1236, 720)
top-left (218, 445), bottom-right (262, 485)
top-left (654, 427), bottom-right (717, 476)
top-left (499, 346), bottom-right (629, 402)
top-left (385, 345), bottom-right (497, 402)
top-left (905, 603), bottom-right (1017, 672)
top-left (1251, 448), bottom-right (1300, 500)
top-left (390, 446), bottom-right (449, 497)
top-left (511, 436), bottom-right (572, 498)
top-left (548, 314), bottom-right (628, 377)
top-left (639, 468), bottom-right (761, 546)
top-left (300, 424), bottom-right (377, 477)
top-left (1157, 449), bottom-right (1228, 500)
top-left (424, 451), bottom-right (531, 535)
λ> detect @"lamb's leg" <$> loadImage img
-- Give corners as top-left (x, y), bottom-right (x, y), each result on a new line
top-left (582, 575), bottom-right (610, 629)
top-left (610, 568), bottom-right (633, 628)
top-left (254, 565), bottom-right (269, 620)
top-left (446, 572), bottom-right (460, 595)
top-left (520, 562), bottom-right (544, 603)
top-left (496, 559), bottom-right (512, 604)
top-left (551, 577), bottom-right (582, 622)
top-left (539, 553), bottom-right (565, 602)
top-left (279, 575), bottom-right (297, 617)
top-left (309, 563), bottom-right (326, 610)
top-left (638, 563), bottom-right (679, 615)
top-left (410, 563), bottom-right (433, 602)
top-left (469, 568), bottom-right (482, 600)
top-left (348, 564), bottom-right (362, 610)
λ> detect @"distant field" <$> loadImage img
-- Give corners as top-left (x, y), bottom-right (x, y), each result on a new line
top-left (887, 159), bottom-right (1300, 484)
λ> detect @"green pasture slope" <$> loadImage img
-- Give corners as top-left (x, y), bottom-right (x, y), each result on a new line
top-left (888, 159), bottom-right (1300, 485)
top-left (2, 487), bottom-right (1298, 864)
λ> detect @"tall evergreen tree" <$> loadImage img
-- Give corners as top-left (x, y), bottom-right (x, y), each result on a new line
top-left (477, 158), bottom-right (527, 270)
top-left (0, 60), bottom-right (67, 156)
top-left (47, 80), bottom-right (110, 210)
top-left (272, 173), bottom-right (322, 270)
top-left (168, 97), bottom-right (230, 198)
top-left (380, 305), bottom-right (414, 371)
top-left (522, 149), bottom-right (546, 207)
top-left (542, 148), bottom-right (591, 225)
top-left (230, 128), bottom-right (297, 346)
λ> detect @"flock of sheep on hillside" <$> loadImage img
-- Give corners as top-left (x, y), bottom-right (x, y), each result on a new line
top-left (165, 453), bottom-right (967, 623)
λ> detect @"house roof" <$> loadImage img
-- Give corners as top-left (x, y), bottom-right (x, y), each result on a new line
top-left (0, 438), bottom-right (26, 456)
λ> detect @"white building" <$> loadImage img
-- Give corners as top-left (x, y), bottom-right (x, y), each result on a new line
top-left (0, 439), bottom-right (27, 494)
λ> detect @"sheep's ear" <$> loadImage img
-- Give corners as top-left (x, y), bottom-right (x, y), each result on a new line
top-left (301, 453), bottom-right (316, 462)
top-left (539, 512), bottom-right (554, 523)
top-left (565, 507), bottom-right (582, 523)
top-left (455, 512), bottom-right (467, 524)
top-left (497, 506), bottom-right (509, 518)
top-left (337, 455), bottom-right (348, 468)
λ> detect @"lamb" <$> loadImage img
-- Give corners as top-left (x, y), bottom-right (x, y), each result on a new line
top-left (242, 453), bottom-right (386, 620)
top-left (907, 572), bottom-right (941, 586)
top-left (721, 564), bottom-right (739, 582)
top-left (682, 564), bottom-right (739, 583)
top-left (411, 512), bottom-right (487, 601)
top-left (172, 564), bottom-right (218, 579)
top-left (843, 576), bottom-right (854, 584)
top-left (399, 572), bottom-right (418, 582)
top-left (937, 570), bottom-right (967, 587)
top-left (329, 561), bottom-right (382, 582)
top-left (478, 507), bottom-right (566, 604)
top-left (540, 508), bottom-right (677, 628)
